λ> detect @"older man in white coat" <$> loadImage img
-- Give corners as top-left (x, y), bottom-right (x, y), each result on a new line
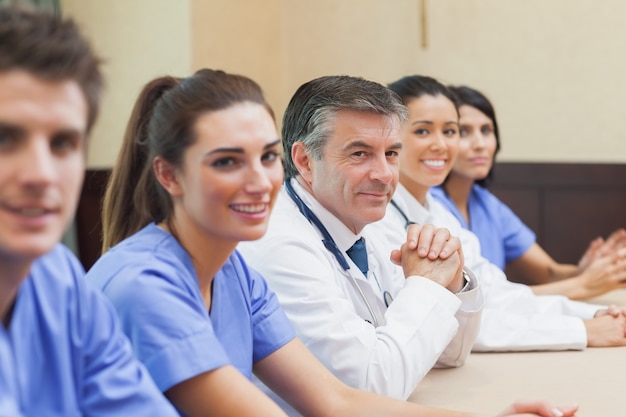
top-left (238, 75), bottom-right (483, 415)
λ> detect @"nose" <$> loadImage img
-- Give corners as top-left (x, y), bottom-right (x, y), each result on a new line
top-left (470, 132), bottom-right (486, 149)
top-left (243, 162), bottom-right (274, 194)
top-left (370, 152), bottom-right (395, 184)
top-left (430, 131), bottom-right (447, 150)
top-left (18, 137), bottom-right (57, 188)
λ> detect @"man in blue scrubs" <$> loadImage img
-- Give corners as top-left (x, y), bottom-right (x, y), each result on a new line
top-left (0, 8), bottom-right (177, 416)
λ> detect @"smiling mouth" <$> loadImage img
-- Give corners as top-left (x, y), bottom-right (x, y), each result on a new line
top-left (19, 208), bottom-right (48, 216)
top-left (3, 204), bottom-right (56, 217)
top-left (422, 159), bottom-right (446, 167)
top-left (230, 203), bottom-right (268, 214)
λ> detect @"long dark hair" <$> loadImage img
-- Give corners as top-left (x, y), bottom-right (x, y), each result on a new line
top-left (447, 85), bottom-right (500, 187)
top-left (387, 74), bottom-right (459, 117)
top-left (101, 69), bottom-right (274, 251)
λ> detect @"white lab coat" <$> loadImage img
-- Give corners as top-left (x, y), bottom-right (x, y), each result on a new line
top-left (238, 179), bottom-right (482, 415)
top-left (375, 184), bottom-right (602, 352)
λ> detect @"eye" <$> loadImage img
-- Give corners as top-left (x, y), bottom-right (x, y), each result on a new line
top-left (459, 127), bottom-right (469, 137)
top-left (413, 128), bottom-right (429, 136)
top-left (481, 126), bottom-right (493, 135)
top-left (443, 128), bottom-right (458, 137)
top-left (351, 150), bottom-right (367, 158)
top-left (385, 150), bottom-right (399, 159)
top-left (212, 156), bottom-right (238, 169)
top-left (50, 133), bottom-right (80, 154)
top-left (262, 150), bottom-right (280, 164)
top-left (0, 126), bottom-right (21, 151)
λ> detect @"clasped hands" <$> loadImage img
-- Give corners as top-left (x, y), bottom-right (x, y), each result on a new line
top-left (390, 224), bottom-right (465, 293)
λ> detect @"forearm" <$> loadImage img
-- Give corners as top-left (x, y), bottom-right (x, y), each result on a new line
top-left (333, 386), bottom-right (481, 417)
top-left (530, 276), bottom-right (587, 299)
top-left (548, 263), bottom-right (580, 280)
top-left (166, 366), bottom-right (288, 417)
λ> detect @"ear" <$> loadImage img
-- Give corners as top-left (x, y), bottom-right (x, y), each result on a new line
top-left (292, 142), bottom-right (314, 183)
top-left (153, 156), bottom-right (183, 197)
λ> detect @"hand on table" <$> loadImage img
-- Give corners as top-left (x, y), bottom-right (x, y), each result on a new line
top-left (584, 312), bottom-right (626, 347)
top-left (496, 400), bottom-right (578, 416)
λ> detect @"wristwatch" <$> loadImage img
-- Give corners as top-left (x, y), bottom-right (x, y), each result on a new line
top-left (458, 269), bottom-right (471, 293)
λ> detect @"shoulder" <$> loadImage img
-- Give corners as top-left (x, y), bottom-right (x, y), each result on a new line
top-left (471, 185), bottom-right (500, 204)
top-left (471, 185), bottom-right (518, 220)
top-left (28, 244), bottom-right (85, 294)
top-left (87, 225), bottom-right (195, 303)
top-left (430, 186), bottom-right (454, 210)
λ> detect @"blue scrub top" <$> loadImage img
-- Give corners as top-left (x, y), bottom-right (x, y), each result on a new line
top-left (431, 185), bottom-right (535, 269)
top-left (87, 223), bottom-right (295, 394)
top-left (0, 244), bottom-right (177, 416)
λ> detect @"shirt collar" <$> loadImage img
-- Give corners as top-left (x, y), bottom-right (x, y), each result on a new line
top-left (394, 183), bottom-right (438, 225)
top-left (288, 178), bottom-right (361, 253)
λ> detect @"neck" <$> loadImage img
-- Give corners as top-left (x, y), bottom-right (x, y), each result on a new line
top-left (442, 173), bottom-right (475, 223)
top-left (0, 256), bottom-right (31, 328)
top-left (163, 215), bottom-right (237, 303)
top-left (399, 172), bottom-right (430, 206)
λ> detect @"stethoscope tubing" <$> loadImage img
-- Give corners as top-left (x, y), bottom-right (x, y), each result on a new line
top-left (284, 179), bottom-right (382, 327)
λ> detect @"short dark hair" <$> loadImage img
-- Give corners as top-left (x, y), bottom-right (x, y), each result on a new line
top-left (448, 85), bottom-right (500, 187)
top-left (281, 75), bottom-right (408, 178)
top-left (0, 7), bottom-right (104, 133)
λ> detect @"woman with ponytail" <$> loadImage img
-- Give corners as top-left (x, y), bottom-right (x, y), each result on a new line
top-left (87, 68), bottom-right (576, 417)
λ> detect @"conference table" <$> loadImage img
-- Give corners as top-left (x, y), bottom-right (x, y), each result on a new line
top-left (408, 289), bottom-right (626, 416)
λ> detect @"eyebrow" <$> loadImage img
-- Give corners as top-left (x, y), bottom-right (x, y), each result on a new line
top-left (343, 140), bottom-right (374, 151)
top-left (0, 122), bottom-right (85, 140)
top-left (343, 139), bottom-right (403, 152)
top-left (206, 139), bottom-right (281, 155)
top-left (410, 120), bottom-right (459, 126)
top-left (0, 122), bottom-right (26, 136)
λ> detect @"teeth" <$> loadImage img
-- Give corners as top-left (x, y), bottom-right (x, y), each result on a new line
top-left (423, 160), bottom-right (445, 167)
top-left (20, 208), bottom-right (45, 216)
top-left (231, 203), bottom-right (266, 214)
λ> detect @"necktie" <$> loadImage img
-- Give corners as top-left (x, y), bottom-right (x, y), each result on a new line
top-left (346, 237), bottom-right (369, 276)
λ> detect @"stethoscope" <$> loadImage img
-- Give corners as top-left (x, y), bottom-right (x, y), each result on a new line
top-left (284, 179), bottom-right (391, 327)
top-left (389, 199), bottom-right (416, 230)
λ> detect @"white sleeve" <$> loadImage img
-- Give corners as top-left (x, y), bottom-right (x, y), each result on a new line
top-left (433, 267), bottom-right (483, 367)
top-left (472, 257), bottom-right (600, 351)
top-left (240, 229), bottom-right (463, 400)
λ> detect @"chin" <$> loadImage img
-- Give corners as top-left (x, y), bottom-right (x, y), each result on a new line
top-left (239, 228), bottom-right (269, 242)
top-left (8, 239), bottom-right (58, 263)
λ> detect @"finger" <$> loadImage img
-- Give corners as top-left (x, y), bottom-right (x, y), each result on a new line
top-left (405, 224), bottom-right (425, 250)
top-left (413, 224), bottom-right (437, 257)
top-left (439, 236), bottom-right (461, 259)
top-left (389, 249), bottom-right (402, 266)
top-left (425, 228), bottom-right (451, 260)
top-left (497, 401), bottom-right (578, 417)
top-left (606, 304), bottom-right (620, 317)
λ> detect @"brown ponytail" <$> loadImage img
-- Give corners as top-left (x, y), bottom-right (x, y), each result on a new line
top-left (101, 69), bottom-right (274, 252)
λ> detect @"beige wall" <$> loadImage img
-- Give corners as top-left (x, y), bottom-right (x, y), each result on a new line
top-left (412, 0), bottom-right (626, 163)
top-left (61, 0), bottom-right (191, 169)
top-left (65, 0), bottom-right (626, 167)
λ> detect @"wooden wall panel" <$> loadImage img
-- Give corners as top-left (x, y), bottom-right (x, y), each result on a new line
top-left (75, 170), bottom-right (110, 270)
top-left (490, 163), bottom-right (626, 267)
top-left (74, 164), bottom-right (626, 273)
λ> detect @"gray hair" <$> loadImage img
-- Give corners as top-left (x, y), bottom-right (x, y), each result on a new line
top-left (281, 75), bottom-right (408, 178)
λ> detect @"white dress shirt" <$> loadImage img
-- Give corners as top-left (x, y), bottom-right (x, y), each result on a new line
top-left (238, 178), bottom-right (482, 414)
top-left (375, 184), bottom-right (602, 352)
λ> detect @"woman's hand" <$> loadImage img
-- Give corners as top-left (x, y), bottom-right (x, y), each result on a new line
top-left (496, 400), bottom-right (578, 416)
